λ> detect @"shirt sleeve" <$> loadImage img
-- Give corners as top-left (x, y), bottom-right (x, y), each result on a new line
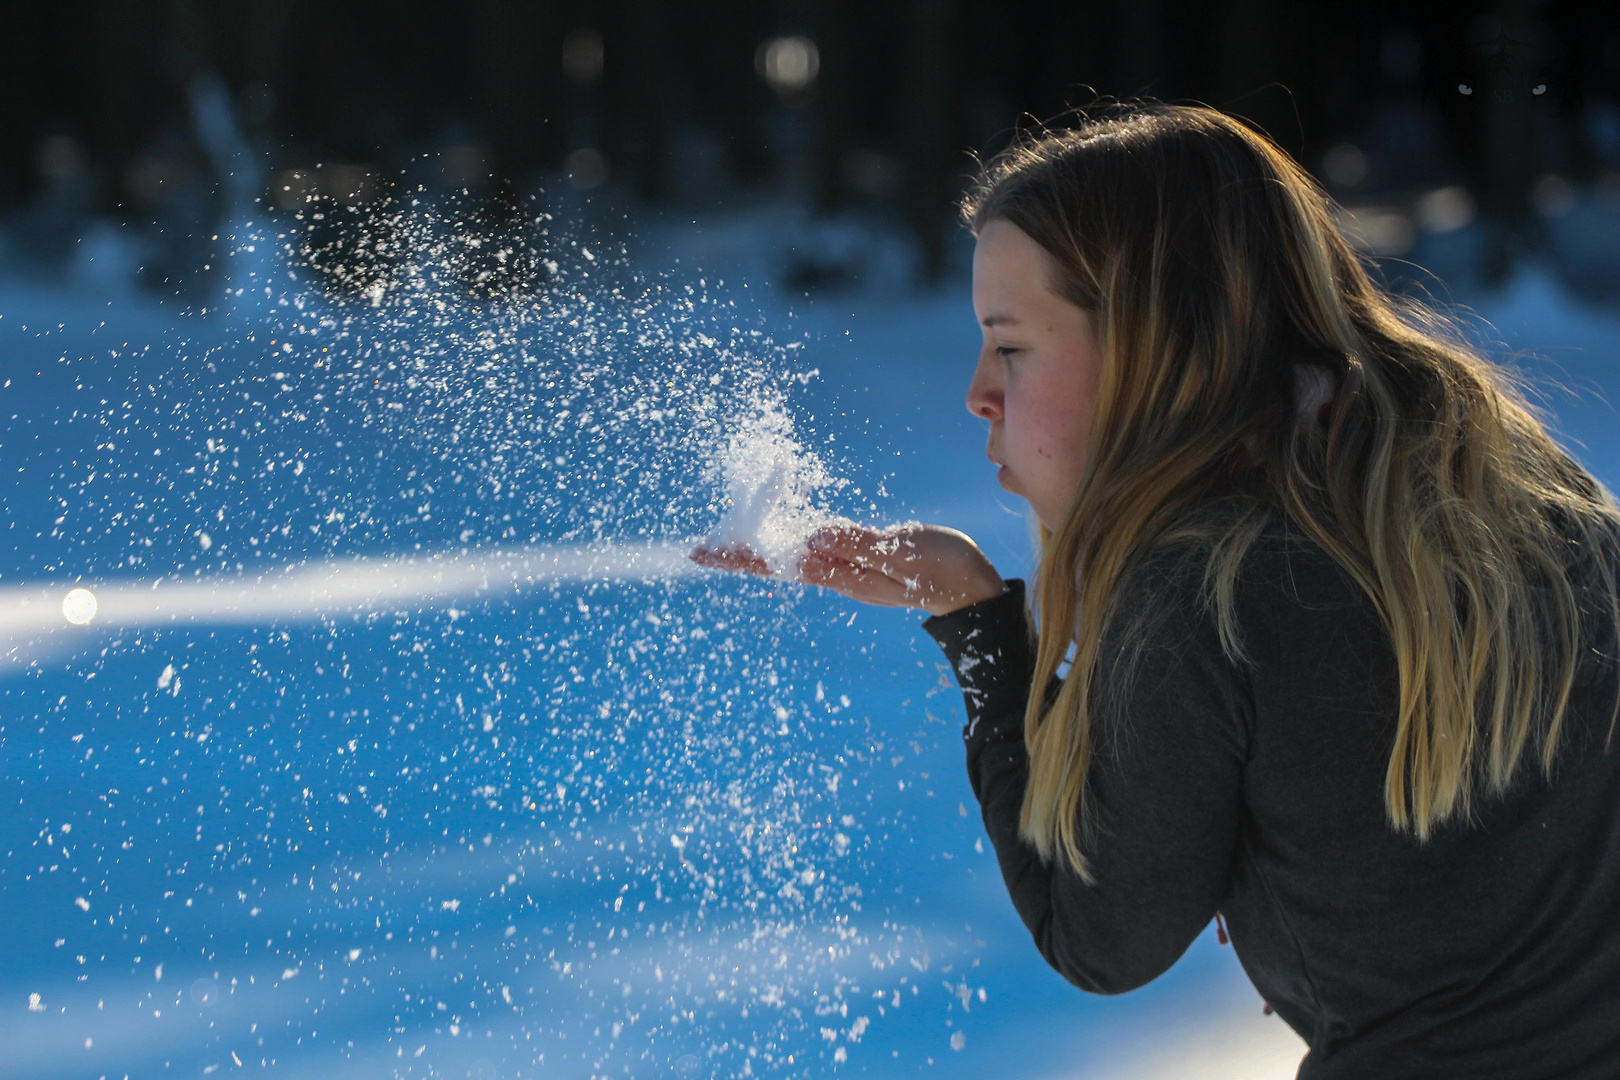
top-left (922, 562), bottom-right (1251, 994)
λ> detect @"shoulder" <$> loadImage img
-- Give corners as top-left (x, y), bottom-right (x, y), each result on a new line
top-left (1140, 498), bottom-right (1363, 596)
top-left (1109, 499), bottom-right (1285, 617)
top-left (1087, 506), bottom-right (1265, 758)
top-left (1107, 500), bottom-right (1371, 671)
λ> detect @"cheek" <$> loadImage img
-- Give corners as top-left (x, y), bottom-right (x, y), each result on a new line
top-left (1019, 395), bottom-right (1090, 461)
top-left (1004, 366), bottom-right (1096, 488)
top-left (1047, 354), bottom-right (1101, 454)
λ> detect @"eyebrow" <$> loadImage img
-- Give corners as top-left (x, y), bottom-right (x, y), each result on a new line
top-left (979, 313), bottom-right (1021, 327)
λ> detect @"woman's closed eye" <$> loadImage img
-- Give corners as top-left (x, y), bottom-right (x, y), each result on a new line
top-left (995, 345), bottom-right (1022, 359)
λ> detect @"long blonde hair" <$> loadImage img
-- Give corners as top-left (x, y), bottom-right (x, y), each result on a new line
top-left (961, 101), bottom-right (1620, 879)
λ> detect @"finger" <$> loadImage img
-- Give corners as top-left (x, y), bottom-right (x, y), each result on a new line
top-left (711, 548), bottom-right (772, 576)
top-left (689, 542), bottom-right (772, 577)
top-left (806, 524), bottom-right (917, 576)
top-left (797, 553), bottom-right (912, 607)
top-left (804, 530), bottom-right (934, 607)
top-left (802, 563), bottom-right (909, 607)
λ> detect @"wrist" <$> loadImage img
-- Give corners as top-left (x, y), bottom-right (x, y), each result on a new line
top-left (923, 575), bottom-right (1008, 617)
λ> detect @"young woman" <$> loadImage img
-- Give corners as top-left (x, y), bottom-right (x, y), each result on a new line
top-left (692, 101), bottom-right (1620, 1078)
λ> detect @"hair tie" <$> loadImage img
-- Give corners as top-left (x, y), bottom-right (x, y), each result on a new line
top-left (1294, 363), bottom-right (1337, 424)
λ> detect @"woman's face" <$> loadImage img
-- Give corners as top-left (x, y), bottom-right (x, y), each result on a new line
top-left (967, 219), bottom-right (1103, 532)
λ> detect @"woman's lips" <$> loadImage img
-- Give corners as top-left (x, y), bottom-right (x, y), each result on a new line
top-left (987, 445), bottom-right (1009, 484)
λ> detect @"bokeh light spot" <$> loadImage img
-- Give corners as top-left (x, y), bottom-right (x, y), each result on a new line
top-left (61, 588), bottom-right (97, 625)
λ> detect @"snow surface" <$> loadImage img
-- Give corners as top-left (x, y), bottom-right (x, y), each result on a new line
top-left (1, 193), bottom-right (1618, 1080)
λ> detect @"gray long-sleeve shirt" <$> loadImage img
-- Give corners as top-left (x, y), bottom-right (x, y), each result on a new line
top-left (923, 522), bottom-right (1620, 1078)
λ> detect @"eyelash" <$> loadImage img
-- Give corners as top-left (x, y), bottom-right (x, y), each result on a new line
top-left (995, 346), bottom-right (1020, 359)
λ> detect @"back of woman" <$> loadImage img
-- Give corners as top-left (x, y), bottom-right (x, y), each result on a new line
top-left (1210, 514), bottom-right (1620, 1076)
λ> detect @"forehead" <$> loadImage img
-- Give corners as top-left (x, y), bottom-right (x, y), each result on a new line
top-left (972, 220), bottom-right (1065, 312)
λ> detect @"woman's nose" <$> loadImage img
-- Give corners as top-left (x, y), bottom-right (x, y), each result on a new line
top-left (965, 354), bottom-right (1002, 421)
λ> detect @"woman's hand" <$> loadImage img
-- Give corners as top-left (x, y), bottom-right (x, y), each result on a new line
top-left (690, 524), bottom-right (1005, 617)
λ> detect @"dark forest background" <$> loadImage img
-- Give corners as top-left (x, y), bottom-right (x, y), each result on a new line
top-left (3, 0), bottom-right (1619, 296)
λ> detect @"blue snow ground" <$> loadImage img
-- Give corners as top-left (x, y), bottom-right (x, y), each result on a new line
top-left (2, 200), bottom-right (1619, 1080)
